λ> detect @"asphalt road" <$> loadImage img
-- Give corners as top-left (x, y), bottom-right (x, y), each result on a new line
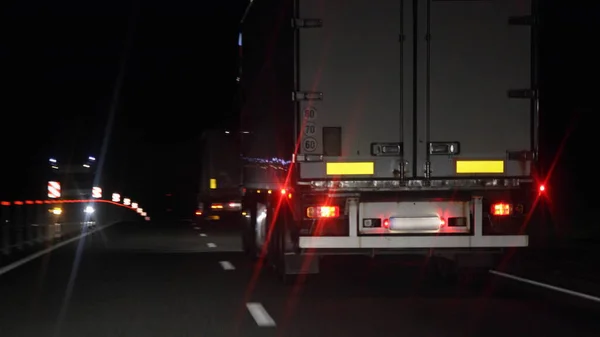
top-left (1, 220), bottom-right (599, 337)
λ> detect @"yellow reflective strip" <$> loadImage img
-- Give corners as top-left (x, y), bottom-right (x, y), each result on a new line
top-left (326, 162), bottom-right (374, 175)
top-left (456, 160), bottom-right (504, 174)
top-left (210, 178), bottom-right (217, 189)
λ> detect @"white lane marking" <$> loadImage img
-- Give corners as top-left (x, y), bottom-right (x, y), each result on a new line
top-left (207, 243), bottom-right (217, 248)
top-left (246, 303), bottom-right (276, 327)
top-left (199, 233), bottom-right (207, 237)
top-left (219, 261), bottom-right (235, 270)
top-left (0, 223), bottom-right (116, 277)
top-left (490, 270), bottom-right (600, 303)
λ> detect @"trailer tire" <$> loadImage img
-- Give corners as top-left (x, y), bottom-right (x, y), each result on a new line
top-left (241, 201), bottom-right (259, 261)
top-left (268, 204), bottom-right (308, 285)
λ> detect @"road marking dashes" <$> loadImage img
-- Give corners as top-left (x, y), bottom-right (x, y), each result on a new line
top-left (219, 261), bottom-right (235, 270)
top-left (246, 302), bottom-right (276, 327)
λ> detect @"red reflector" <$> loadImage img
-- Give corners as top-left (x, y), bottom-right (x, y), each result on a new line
top-left (491, 203), bottom-right (512, 216)
top-left (306, 206), bottom-right (339, 218)
top-left (383, 219), bottom-right (390, 228)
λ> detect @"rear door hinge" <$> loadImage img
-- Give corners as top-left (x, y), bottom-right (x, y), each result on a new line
top-left (292, 91), bottom-right (323, 101)
top-left (292, 18), bottom-right (323, 29)
top-left (507, 150), bottom-right (535, 161)
top-left (507, 89), bottom-right (537, 99)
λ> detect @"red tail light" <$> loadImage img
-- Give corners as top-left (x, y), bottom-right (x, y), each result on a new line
top-left (491, 203), bottom-right (512, 216)
top-left (195, 211), bottom-right (202, 216)
top-left (211, 204), bottom-right (223, 209)
top-left (383, 219), bottom-right (390, 228)
top-left (539, 184), bottom-right (545, 192)
top-left (306, 206), bottom-right (339, 218)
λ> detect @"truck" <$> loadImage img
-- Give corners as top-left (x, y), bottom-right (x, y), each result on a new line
top-left (237, 0), bottom-right (542, 283)
top-left (196, 129), bottom-right (243, 226)
top-left (47, 155), bottom-right (99, 223)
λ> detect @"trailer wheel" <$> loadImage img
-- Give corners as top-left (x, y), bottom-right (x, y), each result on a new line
top-left (269, 204), bottom-right (307, 285)
top-left (241, 201), bottom-right (258, 261)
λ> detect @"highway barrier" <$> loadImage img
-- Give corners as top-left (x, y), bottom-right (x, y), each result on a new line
top-left (0, 199), bottom-right (143, 265)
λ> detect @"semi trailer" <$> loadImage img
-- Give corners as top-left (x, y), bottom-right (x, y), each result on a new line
top-left (196, 129), bottom-right (243, 226)
top-left (237, 0), bottom-right (542, 282)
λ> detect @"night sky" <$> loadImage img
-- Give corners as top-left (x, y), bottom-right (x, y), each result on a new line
top-left (1, 0), bottom-right (247, 211)
top-left (0, 1), bottom-right (597, 220)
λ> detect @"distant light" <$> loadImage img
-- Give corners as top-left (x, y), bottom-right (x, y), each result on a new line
top-left (123, 198), bottom-right (131, 206)
top-left (225, 131), bottom-right (230, 134)
top-left (131, 202), bottom-right (138, 209)
top-left (51, 166), bottom-right (59, 170)
top-left (92, 187), bottom-right (102, 198)
top-left (84, 206), bottom-right (95, 214)
top-left (89, 156), bottom-right (96, 161)
top-left (49, 158), bottom-right (57, 163)
top-left (242, 131), bottom-right (250, 134)
top-left (83, 164), bottom-right (90, 168)
top-left (51, 208), bottom-right (62, 215)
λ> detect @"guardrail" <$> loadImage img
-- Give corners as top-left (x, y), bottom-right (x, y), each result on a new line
top-left (0, 199), bottom-right (143, 264)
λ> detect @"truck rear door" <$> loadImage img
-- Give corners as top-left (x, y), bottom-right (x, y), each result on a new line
top-left (414, 0), bottom-right (534, 179)
top-left (296, 0), bottom-right (409, 180)
top-left (296, 0), bottom-right (534, 181)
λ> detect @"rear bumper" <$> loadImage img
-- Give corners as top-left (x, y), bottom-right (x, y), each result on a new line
top-left (197, 211), bottom-right (241, 223)
top-left (299, 235), bottom-right (528, 249)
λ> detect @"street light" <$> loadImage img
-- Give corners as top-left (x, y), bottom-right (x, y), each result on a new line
top-left (83, 164), bottom-right (90, 168)
top-left (88, 156), bottom-right (96, 161)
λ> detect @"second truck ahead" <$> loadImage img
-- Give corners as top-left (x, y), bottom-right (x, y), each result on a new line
top-left (237, 0), bottom-right (542, 282)
top-left (196, 129), bottom-right (243, 226)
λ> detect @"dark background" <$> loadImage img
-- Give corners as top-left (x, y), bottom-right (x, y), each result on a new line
top-left (0, 1), bottom-right (596, 236)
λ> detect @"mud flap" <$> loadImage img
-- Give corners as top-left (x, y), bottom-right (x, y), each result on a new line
top-left (271, 202), bottom-right (319, 282)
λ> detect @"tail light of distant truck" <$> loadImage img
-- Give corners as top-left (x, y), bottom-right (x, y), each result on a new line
top-left (209, 202), bottom-right (241, 211)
